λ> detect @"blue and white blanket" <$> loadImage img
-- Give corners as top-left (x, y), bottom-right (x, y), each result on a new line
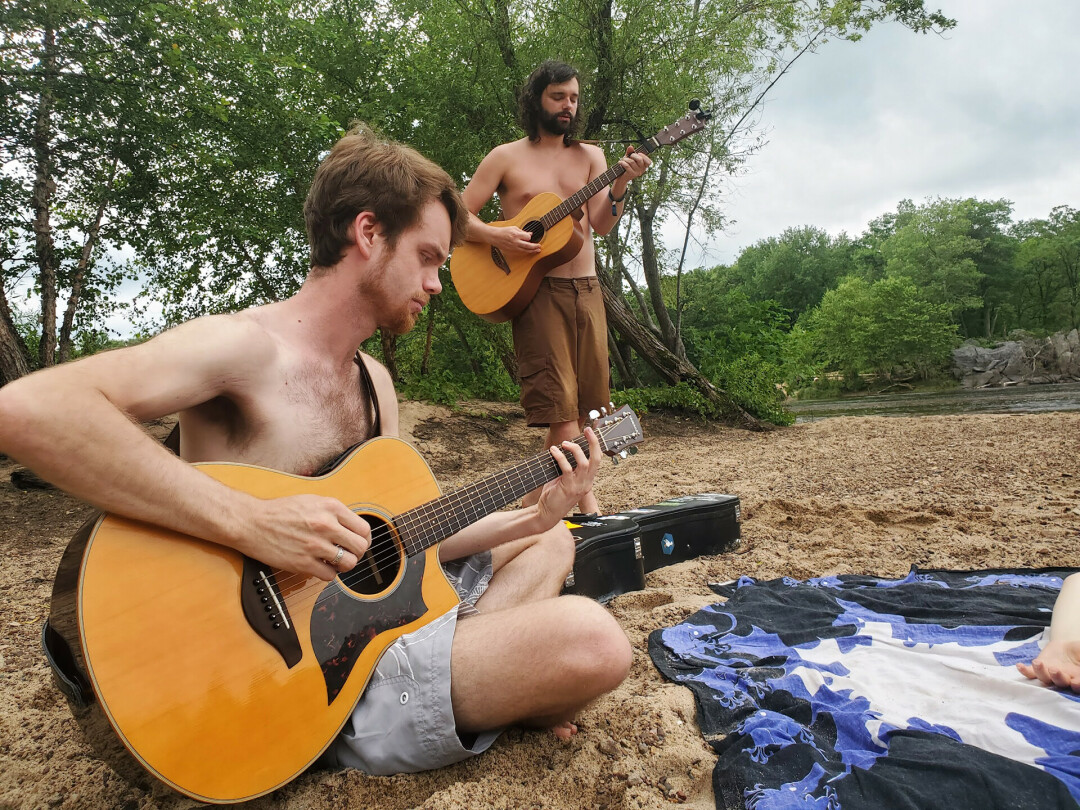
top-left (648, 567), bottom-right (1080, 809)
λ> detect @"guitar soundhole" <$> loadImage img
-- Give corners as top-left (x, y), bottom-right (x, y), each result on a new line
top-left (338, 515), bottom-right (402, 595)
top-left (524, 220), bottom-right (544, 243)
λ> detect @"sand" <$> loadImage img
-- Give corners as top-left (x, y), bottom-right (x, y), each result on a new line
top-left (1, 404), bottom-right (1077, 809)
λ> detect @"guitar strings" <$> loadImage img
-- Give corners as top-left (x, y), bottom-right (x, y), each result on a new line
top-left (264, 417), bottom-right (632, 607)
top-left (269, 435), bottom-right (593, 606)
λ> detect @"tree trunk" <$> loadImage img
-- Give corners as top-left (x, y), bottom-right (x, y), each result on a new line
top-left (490, 325), bottom-right (518, 382)
top-left (0, 294), bottom-right (34, 386)
top-left (446, 313), bottom-right (483, 377)
top-left (634, 189), bottom-right (685, 361)
top-left (380, 331), bottom-right (401, 382)
top-left (607, 329), bottom-right (640, 388)
top-left (420, 297), bottom-right (437, 376)
top-left (582, 0), bottom-right (615, 137)
top-left (59, 179), bottom-right (112, 363)
top-left (32, 24), bottom-right (59, 368)
top-left (599, 279), bottom-right (765, 430)
top-left (488, 0), bottom-right (518, 76)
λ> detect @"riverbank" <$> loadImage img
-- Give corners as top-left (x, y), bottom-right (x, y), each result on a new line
top-left (1, 406), bottom-right (1077, 809)
top-left (785, 379), bottom-right (1080, 421)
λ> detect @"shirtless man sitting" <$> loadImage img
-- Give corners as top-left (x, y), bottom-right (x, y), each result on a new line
top-left (0, 123), bottom-right (631, 776)
top-left (461, 60), bottom-right (653, 515)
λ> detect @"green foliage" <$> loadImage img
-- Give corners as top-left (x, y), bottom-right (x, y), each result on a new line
top-left (727, 227), bottom-right (854, 324)
top-left (8, 303), bottom-right (40, 368)
top-left (709, 354), bottom-right (795, 426)
top-left (1011, 206), bottom-right (1080, 332)
top-left (803, 275), bottom-right (958, 385)
top-left (611, 383), bottom-right (715, 420)
top-left (363, 288), bottom-right (520, 407)
top-left (1, 0), bottom-right (966, 429)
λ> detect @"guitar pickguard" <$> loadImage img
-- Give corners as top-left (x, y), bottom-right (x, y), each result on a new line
top-left (309, 552), bottom-right (429, 704)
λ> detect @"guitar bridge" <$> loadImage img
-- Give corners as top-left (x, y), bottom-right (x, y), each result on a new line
top-left (490, 246), bottom-right (511, 275)
top-left (240, 557), bottom-right (302, 668)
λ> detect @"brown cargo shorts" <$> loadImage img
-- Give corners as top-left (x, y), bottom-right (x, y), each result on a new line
top-left (511, 276), bottom-right (611, 427)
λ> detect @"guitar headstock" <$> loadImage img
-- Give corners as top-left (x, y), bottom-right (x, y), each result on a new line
top-left (650, 99), bottom-right (712, 148)
top-left (590, 405), bottom-right (644, 461)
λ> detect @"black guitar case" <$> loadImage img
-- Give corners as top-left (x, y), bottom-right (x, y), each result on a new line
top-left (617, 493), bottom-right (741, 572)
top-left (561, 514), bottom-right (645, 603)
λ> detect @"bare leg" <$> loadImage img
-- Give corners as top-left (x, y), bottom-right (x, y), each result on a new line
top-left (450, 594), bottom-right (632, 735)
top-left (521, 419), bottom-right (601, 515)
top-left (455, 522), bottom-right (626, 738)
top-left (475, 524), bottom-right (574, 612)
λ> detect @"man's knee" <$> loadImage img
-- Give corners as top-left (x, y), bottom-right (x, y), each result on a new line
top-left (555, 595), bottom-right (632, 693)
top-left (542, 521), bottom-right (576, 575)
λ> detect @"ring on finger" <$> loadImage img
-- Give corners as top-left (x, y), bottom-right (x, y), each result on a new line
top-left (331, 545), bottom-right (345, 566)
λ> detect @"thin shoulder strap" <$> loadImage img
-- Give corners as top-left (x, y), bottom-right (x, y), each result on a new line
top-left (353, 350), bottom-right (382, 439)
top-left (163, 423), bottom-right (181, 455)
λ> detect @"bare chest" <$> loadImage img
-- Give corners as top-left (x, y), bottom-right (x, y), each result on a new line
top-left (498, 149), bottom-right (593, 220)
top-left (182, 364), bottom-right (375, 476)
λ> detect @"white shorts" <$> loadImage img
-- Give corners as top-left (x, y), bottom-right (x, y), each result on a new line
top-left (320, 552), bottom-right (499, 775)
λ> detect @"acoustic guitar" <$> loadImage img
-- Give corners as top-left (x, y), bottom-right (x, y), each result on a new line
top-left (44, 406), bottom-right (643, 804)
top-left (450, 102), bottom-right (711, 323)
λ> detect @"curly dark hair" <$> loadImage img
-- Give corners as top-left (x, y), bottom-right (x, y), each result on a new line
top-left (517, 60), bottom-right (580, 146)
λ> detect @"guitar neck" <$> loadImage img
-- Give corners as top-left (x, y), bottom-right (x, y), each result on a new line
top-left (396, 437), bottom-right (589, 557)
top-left (541, 137), bottom-right (661, 229)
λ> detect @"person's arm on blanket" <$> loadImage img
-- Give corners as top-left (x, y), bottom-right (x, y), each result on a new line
top-left (1017, 572), bottom-right (1080, 693)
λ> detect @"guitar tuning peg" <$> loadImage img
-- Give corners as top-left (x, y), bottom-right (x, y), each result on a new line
top-left (600, 406), bottom-right (608, 416)
top-left (611, 455), bottom-right (619, 466)
top-left (619, 450), bottom-right (628, 459)
top-left (588, 409), bottom-right (600, 421)
top-left (627, 446), bottom-right (638, 455)
top-left (689, 98), bottom-right (700, 111)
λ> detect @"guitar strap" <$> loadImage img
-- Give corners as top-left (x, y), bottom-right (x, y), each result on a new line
top-left (311, 351), bottom-right (381, 475)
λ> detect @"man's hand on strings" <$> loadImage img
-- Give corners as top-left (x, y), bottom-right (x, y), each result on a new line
top-left (535, 426), bottom-right (601, 528)
top-left (492, 226), bottom-right (542, 255)
top-left (617, 145), bottom-right (652, 182)
top-left (234, 493), bottom-right (372, 581)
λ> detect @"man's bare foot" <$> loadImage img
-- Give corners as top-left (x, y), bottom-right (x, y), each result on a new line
top-left (552, 721), bottom-right (578, 740)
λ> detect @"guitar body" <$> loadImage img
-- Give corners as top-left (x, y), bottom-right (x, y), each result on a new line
top-left (47, 438), bottom-right (460, 804)
top-left (449, 192), bottom-right (584, 323)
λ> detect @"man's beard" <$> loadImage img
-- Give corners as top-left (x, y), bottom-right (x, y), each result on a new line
top-left (367, 256), bottom-right (422, 336)
top-left (538, 108), bottom-right (578, 138)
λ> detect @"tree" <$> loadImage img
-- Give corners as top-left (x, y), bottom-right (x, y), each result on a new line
top-left (2, 0), bottom-right (958, 430)
top-left (0, 0), bottom-right (347, 382)
top-left (729, 226), bottom-right (853, 324)
top-left (804, 275), bottom-right (957, 384)
top-left (1011, 218), bottom-right (1066, 333)
top-left (1044, 206), bottom-right (1080, 331)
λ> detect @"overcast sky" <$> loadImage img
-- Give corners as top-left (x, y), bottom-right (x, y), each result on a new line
top-left (700, 0), bottom-right (1079, 266)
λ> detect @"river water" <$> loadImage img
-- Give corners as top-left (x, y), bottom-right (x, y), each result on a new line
top-left (784, 381), bottom-right (1080, 423)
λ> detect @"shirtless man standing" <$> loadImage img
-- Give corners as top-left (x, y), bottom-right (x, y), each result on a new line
top-left (461, 60), bottom-right (653, 515)
top-left (0, 124), bottom-right (631, 776)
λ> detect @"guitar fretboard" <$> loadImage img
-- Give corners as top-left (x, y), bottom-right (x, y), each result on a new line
top-left (539, 138), bottom-right (661, 230)
top-left (396, 437), bottom-right (589, 557)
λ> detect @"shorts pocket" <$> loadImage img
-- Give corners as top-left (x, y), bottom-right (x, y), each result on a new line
top-left (516, 353), bottom-right (554, 422)
top-left (516, 353), bottom-right (548, 380)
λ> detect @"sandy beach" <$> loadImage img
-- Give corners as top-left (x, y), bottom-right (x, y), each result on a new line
top-left (2, 404), bottom-right (1077, 809)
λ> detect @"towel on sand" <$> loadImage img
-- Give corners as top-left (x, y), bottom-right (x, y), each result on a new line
top-left (648, 567), bottom-right (1080, 809)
